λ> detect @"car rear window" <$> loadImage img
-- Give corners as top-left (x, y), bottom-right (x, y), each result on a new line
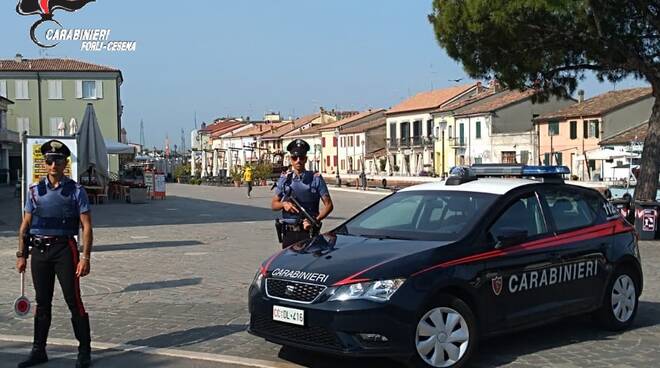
top-left (342, 190), bottom-right (497, 241)
top-left (542, 188), bottom-right (598, 232)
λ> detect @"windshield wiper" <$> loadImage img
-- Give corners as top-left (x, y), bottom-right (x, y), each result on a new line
top-left (359, 234), bottom-right (414, 240)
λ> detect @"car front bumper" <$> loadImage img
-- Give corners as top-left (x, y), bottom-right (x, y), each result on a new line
top-left (247, 284), bottom-right (416, 357)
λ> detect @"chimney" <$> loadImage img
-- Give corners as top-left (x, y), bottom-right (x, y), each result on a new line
top-left (577, 90), bottom-right (585, 103)
top-left (15, 53), bottom-right (23, 63)
top-left (489, 79), bottom-right (502, 92)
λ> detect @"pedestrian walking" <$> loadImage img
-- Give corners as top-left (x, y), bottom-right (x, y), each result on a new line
top-left (271, 139), bottom-right (334, 248)
top-left (243, 165), bottom-right (253, 198)
top-left (359, 171), bottom-right (367, 191)
top-left (15, 140), bottom-right (93, 368)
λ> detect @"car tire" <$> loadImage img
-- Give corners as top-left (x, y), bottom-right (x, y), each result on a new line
top-left (408, 294), bottom-right (478, 368)
top-left (595, 267), bottom-right (640, 331)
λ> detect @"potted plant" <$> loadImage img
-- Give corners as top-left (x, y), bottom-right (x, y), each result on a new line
top-left (230, 166), bottom-right (242, 187)
top-left (174, 164), bottom-right (191, 183)
top-left (255, 162), bottom-right (272, 186)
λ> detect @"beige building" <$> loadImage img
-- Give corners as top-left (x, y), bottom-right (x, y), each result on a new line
top-left (534, 87), bottom-right (653, 179)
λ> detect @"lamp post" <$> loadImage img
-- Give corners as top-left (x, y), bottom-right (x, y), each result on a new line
top-left (438, 121), bottom-right (447, 178)
top-left (334, 128), bottom-right (341, 186)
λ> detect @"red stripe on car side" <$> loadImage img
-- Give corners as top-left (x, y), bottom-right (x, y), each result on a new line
top-left (411, 219), bottom-right (633, 277)
top-left (332, 257), bottom-right (401, 286)
top-left (261, 248), bottom-right (289, 277)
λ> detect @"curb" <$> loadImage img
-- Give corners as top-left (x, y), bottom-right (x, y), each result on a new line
top-left (0, 334), bottom-right (301, 368)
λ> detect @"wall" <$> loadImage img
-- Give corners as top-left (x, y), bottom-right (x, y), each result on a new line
top-left (602, 96), bottom-right (654, 138)
top-left (492, 95), bottom-right (575, 134)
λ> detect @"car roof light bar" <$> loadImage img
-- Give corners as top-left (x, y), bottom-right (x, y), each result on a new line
top-left (470, 164), bottom-right (570, 177)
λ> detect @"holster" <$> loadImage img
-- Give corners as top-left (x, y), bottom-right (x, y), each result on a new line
top-left (275, 219), bottom-right (284, 243)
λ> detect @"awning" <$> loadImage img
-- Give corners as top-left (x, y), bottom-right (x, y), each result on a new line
top-left (105, 140), bottom-right (135, 154)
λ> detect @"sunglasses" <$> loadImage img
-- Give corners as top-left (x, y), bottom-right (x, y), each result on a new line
top-left (291, 155), bottom-right (307, 162)
top-left (45, 158), bottom-right (66, 166)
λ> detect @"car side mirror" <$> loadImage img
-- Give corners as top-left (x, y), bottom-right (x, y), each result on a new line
top-left (494, 228), bottom-right (528, 249)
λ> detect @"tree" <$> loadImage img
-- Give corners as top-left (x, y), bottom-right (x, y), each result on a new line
top-left (429, 0), bottom-right (660, 200)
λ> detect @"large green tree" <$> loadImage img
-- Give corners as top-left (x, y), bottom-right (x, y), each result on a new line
top-left (430, 0), bottom-right (660, 200)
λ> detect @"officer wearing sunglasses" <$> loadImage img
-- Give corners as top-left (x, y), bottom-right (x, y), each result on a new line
top-left (271, 139), bottom-right (334, 248)
top-left (16, 139), bottom-right (93, 368)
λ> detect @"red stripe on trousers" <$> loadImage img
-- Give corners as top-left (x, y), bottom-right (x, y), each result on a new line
top-left (67, 239), bottom-right (87, 316)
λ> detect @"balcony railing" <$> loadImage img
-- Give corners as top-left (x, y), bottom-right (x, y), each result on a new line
top-left (449, 137), bottom-right (466, 147)
top-left (387, 137), bottom-right (436, 149)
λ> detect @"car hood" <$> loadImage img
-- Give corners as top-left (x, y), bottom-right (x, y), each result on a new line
top-left (264, 234), bottom-right (453, 286)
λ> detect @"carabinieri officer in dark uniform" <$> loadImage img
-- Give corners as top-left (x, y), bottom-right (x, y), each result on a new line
top-left (15, 140), bottom-right (93, 368)
top-left (271, 139), bottom-right (334, 248)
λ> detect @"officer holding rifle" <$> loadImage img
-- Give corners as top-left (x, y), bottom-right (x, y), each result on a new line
top-left (271, 139), bottom-right (334, 248)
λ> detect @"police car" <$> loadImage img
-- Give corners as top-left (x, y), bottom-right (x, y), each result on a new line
top-left (248, 165), bottom-right (643, 368)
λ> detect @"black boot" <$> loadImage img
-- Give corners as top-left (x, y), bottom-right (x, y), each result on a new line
top-left (71, 315), bottom-right (91, 368)
top-left (18, 309), bottom-right (51, 368)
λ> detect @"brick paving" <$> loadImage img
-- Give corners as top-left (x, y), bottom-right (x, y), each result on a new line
top-left (0, 183), bottom-right (659, 367)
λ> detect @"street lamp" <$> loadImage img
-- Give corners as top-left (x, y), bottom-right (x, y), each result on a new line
top-left (334, 128), bottom-right (341, 186)
top-left (438, 121), bottom-right (447, 178)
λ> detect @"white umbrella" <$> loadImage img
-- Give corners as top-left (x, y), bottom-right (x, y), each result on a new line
top-left (57, 120), bottom-right (66, 136)
top-left (77, 104), bottom-right (109, 187)
top-left (68, 118), bottom-right (78, 135)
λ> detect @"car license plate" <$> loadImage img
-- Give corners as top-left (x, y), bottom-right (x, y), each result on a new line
top-left (273, 305), bottom-right (304, 326)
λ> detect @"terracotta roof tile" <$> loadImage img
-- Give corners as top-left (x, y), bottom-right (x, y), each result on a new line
top-left (231, 122), bottom-right (288, 138)
top-left (341, 117), bottom-right (386, 134)
top-left (535, 87), bottom-right (652, 121)
top-left (387, 84), bottom-right (477, 115)
top-left (260, 114), bottom-right (320, 139)
top-left (315, 109), bottom-right (386, 132)
top-left (0, 57), bottom-right (120, 72)
top-left (432, 89), bottom-right (497, 113)
top-left (454, 89), bottom-right (538, 116)
top-left (599, 121), bottom-right (648, 146)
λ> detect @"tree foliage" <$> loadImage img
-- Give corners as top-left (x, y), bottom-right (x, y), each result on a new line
top-left (429, 0), bottom-right (660, 199)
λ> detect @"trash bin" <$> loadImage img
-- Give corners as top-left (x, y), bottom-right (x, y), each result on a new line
top-left (610, 198), bottom-right (634, 224)
top-left (634, 201), bottom-right (660, 240)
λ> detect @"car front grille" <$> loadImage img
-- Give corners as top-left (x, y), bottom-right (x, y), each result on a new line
top-left (250, 313), bottom-right (342, 349)
top-left (265, 278), bottom-right (326, 303)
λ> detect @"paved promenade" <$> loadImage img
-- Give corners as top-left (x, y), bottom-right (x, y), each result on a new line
top-left (0, 184), bottom-right (658, 367)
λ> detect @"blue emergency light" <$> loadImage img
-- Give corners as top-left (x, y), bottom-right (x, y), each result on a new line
top-left (446, 164), bottom-right (570, 185)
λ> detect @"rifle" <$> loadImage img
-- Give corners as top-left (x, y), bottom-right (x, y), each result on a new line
top-left (275, 174), bottom-right (322, 242)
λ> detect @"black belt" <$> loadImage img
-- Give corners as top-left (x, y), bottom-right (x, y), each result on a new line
top-left (32, 236), bottom-right (73, 247)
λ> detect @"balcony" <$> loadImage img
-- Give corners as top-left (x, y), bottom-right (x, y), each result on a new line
top-left (449, 137), bottom-right (466, 147)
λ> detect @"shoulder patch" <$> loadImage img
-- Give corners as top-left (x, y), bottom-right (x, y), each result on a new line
top-left (29, 182), bottom-right (39, 188)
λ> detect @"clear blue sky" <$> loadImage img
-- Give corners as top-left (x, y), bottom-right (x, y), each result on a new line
top-left (1, 0), bottom-right (649, 148)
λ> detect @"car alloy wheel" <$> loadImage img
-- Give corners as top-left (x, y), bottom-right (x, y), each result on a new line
top-left (611, 274), bottom-right (636, 323)
top-left (415, 306), bottom-right (470, 367)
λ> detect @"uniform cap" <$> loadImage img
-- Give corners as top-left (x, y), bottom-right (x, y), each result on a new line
top-left (286, 139), bottom-right (310, 156)
top-left (40, 139), bottom-right (71, 158)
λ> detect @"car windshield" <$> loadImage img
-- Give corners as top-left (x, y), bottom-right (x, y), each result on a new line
top-left (340, 190), bottom-right (498, 241)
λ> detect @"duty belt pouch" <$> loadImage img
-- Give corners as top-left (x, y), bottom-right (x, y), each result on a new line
top-left (275, 219), bottom-right (284, 243)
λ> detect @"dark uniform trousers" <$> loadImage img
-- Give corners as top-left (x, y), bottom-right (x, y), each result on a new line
top-left (30, 238), bottom-right (90, 353)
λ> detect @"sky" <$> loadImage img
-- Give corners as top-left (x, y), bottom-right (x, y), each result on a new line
top-left (0, 0), bottom-right (650, 148)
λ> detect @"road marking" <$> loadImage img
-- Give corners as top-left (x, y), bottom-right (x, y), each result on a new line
top-left (130, 236), bottom-right (149, 239)
top-left (0, 335), bottom-right (302, 368)
top-left (166, 208), bottom-right (178, 211)
top-left (184, 252), bottom-right (209, 256)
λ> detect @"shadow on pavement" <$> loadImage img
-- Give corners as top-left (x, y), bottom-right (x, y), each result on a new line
top-left (122, 277), bottom-right (203, 292)
top-left (93, 240), bottom-right (204, 252)
top-left (275, 301), bottom-right (660, 368)
top-left (125, 324), bottom-right (247, 348)
top-left (92, 196), bottom-right (278, 228)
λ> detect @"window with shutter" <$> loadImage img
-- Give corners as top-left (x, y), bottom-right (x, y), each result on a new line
top-left (48, 80), bottom-right (63, 99)
top-left (570, 121), bottom-right (577, 139)
top-left (334, 156), bottom-right (338, 166)
top-left (520, 150), bottom-right (529, 164)
top-left (554, 152), bottom-right (563, 165)
top-left (15, 80), bottom-right (29, 99)
top-left (326, 156), bottom-right (330, 166)
top-left (548, 122), bottom-right (559, 136)
top-left (321, 137), bottom-right (326, 147)
top-left (583, 121), bottom-right (588, 138)
top-left (17, 117), bottom-right (30, 134)
top-left (0, 80), bottom-right (6, 98)
top-left (333, 137), bottom-right (337, 147)
top-left (475, 121), bottom-right (481, 139)
top-left (82, 81), bottom-right (96, 99)
top-left (543, 153), bottom-right (550, 165)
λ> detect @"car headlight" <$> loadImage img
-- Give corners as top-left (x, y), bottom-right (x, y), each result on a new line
top-left (327, 279), bottom-right (405, 302)
top-left (252, 268), bottom-right (264, 290)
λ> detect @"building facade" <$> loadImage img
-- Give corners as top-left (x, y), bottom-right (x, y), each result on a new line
top-left (0, 55), bottom-right (124, 173)
top-left (534, 87), bottom-right (652, 179)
